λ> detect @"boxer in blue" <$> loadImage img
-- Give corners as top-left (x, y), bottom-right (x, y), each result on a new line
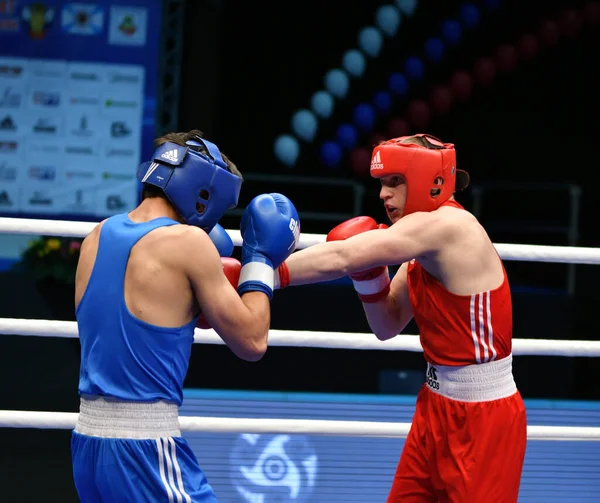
top-left (71, 129), bottom-right (300, 502)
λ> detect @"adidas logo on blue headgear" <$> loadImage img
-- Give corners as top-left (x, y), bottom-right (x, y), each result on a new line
top-left (137, 136), bottom-right (242, 232)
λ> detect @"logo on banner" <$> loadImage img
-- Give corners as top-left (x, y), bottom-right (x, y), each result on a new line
top-left (0, 140), bottom-right (17, 153)
top-left (61, 3), bottom-right (104, 35)
top-left (108, 71), bottom-right (141, 85)
top-left (0, 0), bottom-right (19, 32)
top-left (67, 189), bottom-right (94, 213)
top-left (69, 71), bottom-right (100, 82)
top-left (106, 147), bottom-right (135, 158)
top-left (65, 145), bottom-right (95, 156)
top-left (0, 190), bottom-right (14, 206)
top-left (29, 190), bottom-right (53, 206)
top-left (22, 2), bottom-right (55, 39)
top-left (106, 194), bottom-right (126, 211)
top-left (69, 95), bottom-right (100, 106)
top-left (28, 166), bottom-right (56, 181)
top-left (0, 65), bottom-right (23, 78)
top-left (29, 143), bottom-right (59, 154)
top-left (33, 117), bottom-right (58, 134)
top-left (71, 115), bottom-right (93, 137)
top-left (102, 172), bottom-right (134, 181)
top-left (0, 87), bottom-right (22, 108)
top-left (32, 91), bottom-right (60, 107)
top-left (0, 114), bottom-right (16, 131)
top-left (66, 170), bottom-right (94, 179)
top-left (108, 6), bottom-right (146, 46)
top-left (0, 1), bottom-right (17, 15)
top-left (0, 161), bottom-right (17, 181)
top-left (230, 434), bottom-right (318, 503)
top-left (111, 121), bottom-right (131, 138)
top-left (104, 98), bottom-right (137, 109)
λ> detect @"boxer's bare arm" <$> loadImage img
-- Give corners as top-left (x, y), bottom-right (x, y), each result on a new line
top-left (285, 211), bottom-right (448, 285)
top-left (362, 262), bottom-right (413, 340)
top-left (179, 227), bottom-right (270, 361)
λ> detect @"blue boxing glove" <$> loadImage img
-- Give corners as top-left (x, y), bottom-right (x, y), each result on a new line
top-left (208, 223), bottom-right (234, 257)
top-left (237, 193), bottom-right (300, 299)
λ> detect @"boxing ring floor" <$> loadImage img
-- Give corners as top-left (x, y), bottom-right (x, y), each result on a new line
top-left (1, 216), bottom-right (600, 502)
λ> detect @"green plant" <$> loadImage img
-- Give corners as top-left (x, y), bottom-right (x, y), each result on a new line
top-left (14, 236), bottom-right (82, 285)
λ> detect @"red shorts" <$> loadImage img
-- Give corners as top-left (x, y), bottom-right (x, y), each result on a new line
top-left (387, 385), bottom-right (527, 503)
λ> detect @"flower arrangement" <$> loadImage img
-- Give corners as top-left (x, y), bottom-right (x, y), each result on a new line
top-left (14, 236), bottom-right (82, 285)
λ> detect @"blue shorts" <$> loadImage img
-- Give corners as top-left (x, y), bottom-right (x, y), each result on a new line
top-left (71, 430), bottom-right (218, 502)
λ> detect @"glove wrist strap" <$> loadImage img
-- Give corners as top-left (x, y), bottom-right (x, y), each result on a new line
top-left (238, 262), bottom-right (274, 298)
top-left (352, 267), bottom-right (390, 303)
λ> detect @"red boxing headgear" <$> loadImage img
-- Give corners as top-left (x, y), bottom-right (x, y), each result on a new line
top-left (370, 134), bottom-right (469, 216)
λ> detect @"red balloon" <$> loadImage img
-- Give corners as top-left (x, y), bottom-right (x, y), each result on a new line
top-left (369, 133), bottom-right (387, 147)
top-left (518, 33), bottom-right (539, 61)
top-left (350, 147), bottom-right (372, 178)
top-left (474, 58), bottom-right (496, 87)
top-left (495, 44), bottom-right (518, 73)
top-left (539, 19), bottom-right (559, 46)
top-left (406, 100), bottom-right (431, 130)
top-left (450, 71), bottom-right (473, 102)
top-left (388, 117), bottom-right (409, 138)
top-left (584, 1), bottom-right (600, 27)
top-left (559, 9), bottom-right (582, 37)
top-left (430, 86), bottom-right (454, 115)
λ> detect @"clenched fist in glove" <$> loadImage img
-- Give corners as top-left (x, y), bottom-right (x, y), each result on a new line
top-left (327, 216), bottom-right (390, 303)
top-left (237, 193), bottom-right (300, 299)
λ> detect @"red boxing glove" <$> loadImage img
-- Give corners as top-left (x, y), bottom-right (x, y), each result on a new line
top-left (197, 257), bottom-right (242, 329)
top-left (327, 216), bottom-right (390, 303)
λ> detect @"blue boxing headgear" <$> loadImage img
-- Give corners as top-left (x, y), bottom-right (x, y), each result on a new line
top-left (137, 136), bottom-right (242, 233)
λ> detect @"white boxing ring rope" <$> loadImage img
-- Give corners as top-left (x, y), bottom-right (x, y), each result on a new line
top-left (1, 216), bottom-right (600, 441)
top-left (2, 318), bottom-right (600, 357)
top-left (3, 216), bottom-right (600, 264)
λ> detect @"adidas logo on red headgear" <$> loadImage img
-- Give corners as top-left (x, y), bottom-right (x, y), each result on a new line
top-left (371, 150), bottom-right (384, 170)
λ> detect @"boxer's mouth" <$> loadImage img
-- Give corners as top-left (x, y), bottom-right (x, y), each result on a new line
top-left (385, 204), bottom-right (399, 218)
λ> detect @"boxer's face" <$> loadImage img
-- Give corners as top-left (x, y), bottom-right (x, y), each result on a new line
top-left (379, 175), bottom-right (407, 223)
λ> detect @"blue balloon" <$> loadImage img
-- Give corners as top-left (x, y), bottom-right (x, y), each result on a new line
top-left (395, 0), bottom-right (417, 16)
top-left (460, 4), bottom-right (481, 28)
top-left (373, 91), bottom-right (392, 113)
top-left (405, 56), bottom-right (424, 80)
top-left (320, 141), bottom-right (343, 168)
top-left (311, 90), bottom-right (334, 119)
top-left (324, 69), bottom-right (349, 98)
top-left (353, 103), bottom-right (376, 133)
top-left (291, 109), bottom-right (317, 142)
top-left (442, 19), bottom-right (462, 45)
top-left (273, 135), bottom-right (300, 167)
top-left (358, 27), bottom-right (383, 57)
top-left (388, 72), bottom-right (408, 95)
top-left (424, 37), bottom-right (445, 62)
top-left (342, 49), bottom-right (366, 77)
top-left (376, 5), bottom-right (401, 37)
top-left (336, 124), bottom-right (358, 149)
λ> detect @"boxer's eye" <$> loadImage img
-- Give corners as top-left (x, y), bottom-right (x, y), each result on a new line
top-left (381, 175), bottom-right (405, 187)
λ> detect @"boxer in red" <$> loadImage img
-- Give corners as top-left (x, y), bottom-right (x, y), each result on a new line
top-left (275, 134), bottom-right (527, 502)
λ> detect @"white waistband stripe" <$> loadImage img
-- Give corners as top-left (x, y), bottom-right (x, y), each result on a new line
top-left (75, 397), bottom-right (181, 439)
top-left (425, 355), bottom-right (517, 402)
